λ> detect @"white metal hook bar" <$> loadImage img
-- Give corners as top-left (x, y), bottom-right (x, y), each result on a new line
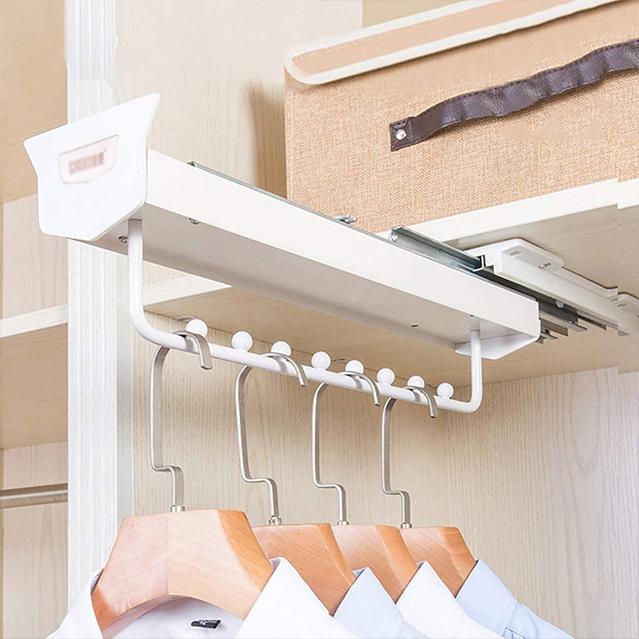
top-left (235, 351), bottom-right (307, 525)
top-left (150, 329), bottom-right (212, 512)
top-left (381, 385), bottom-right (437, 528)
top-left (312, 370), bottom-right (380, 525)
top-left (127, 219), bottom-right (483, 413)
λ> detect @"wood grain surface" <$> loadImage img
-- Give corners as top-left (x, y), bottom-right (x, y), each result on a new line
top-left (2, 442), bottom-right (68, 638)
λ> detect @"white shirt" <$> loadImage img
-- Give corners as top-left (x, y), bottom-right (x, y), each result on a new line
top-left (456, 561), bottom-right (572, 639)
top-left (49, 557), bottom-right (357, 639)
top-left (334, 568), bottom-right (426, 638)
top-left (396, 561), bottom-right (501, 639)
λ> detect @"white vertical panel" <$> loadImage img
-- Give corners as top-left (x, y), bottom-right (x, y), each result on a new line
top-left (66, 0), bottom-right (133, 601)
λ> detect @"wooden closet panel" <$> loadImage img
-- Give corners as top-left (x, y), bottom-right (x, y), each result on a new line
top-left (0, 0), bottom-right (66, 204)
top-left (115, 0), bottom-right (363, 288)
top-left (441, 369), bottom-right (639, 639)
top-left (1, 195), bottom-right (67, 317)
top-left (2, 442), bottom-right (68, 639)
top-left (115, 0), bottom-right (362, 198)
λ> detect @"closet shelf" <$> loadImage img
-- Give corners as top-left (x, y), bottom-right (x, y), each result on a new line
top-left (0, 306), bottom-right (68, 449)
top-left (24, 94), bottom-right (541, 362)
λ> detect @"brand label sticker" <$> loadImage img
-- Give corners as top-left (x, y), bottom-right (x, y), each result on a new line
top-left (58, 135), bottom-right (118, 183)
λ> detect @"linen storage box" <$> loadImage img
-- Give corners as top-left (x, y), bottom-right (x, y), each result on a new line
top-left (284, 0), bottom-right (639, 233)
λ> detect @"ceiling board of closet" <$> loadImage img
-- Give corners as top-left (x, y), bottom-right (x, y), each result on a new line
top-left (145, 275), bottom-right (638, 388)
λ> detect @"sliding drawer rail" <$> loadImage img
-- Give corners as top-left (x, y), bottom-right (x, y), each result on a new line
top-left (388, 226), bottom-right (631, 341)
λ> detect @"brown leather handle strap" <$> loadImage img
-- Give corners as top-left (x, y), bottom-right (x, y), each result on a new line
top-left (390, 38), bottom-right (639, 151)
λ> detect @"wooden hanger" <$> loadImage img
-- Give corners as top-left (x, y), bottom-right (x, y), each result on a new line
top-left (311, 365), bottom-right (419, 601)
top-left (253, 523), bottom-right (355, 614)
top-left (92, 509), bottom-right (274, 631)
top-left (332, 523), bottom-right (418, 601)
top-left (382, 384), bottom-right (476, 596)
top-left (92, 332), bottom-right (274, 632)
top-left (235, 349), bottom-right (356, 614)
top-left (401, 526), bottom-right (476, 596)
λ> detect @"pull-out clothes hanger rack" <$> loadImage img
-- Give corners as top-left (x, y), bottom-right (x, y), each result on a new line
top-left (24, 94), bottom-right (553, 420)
top-left (23, 95), bottom-right (639, 416)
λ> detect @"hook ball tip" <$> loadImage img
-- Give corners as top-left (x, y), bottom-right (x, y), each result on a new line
top-left (232, 331), bottom-right (253, 351)
top-left (377, 368), bottom-right (395, 385)
top-left (311, 351), bottom-right (331, 370)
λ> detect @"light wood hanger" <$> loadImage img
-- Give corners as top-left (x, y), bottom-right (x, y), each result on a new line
top-left (92, 331), bottom-right (274, 632)
top-left (382, 385), bottom-right (476, 596)
top-left (312, 366), bottom-right (419, 602)
top-left (235, 350), bottom-right (355, 614)
top-left (401, 526), bottom-right (476, 596)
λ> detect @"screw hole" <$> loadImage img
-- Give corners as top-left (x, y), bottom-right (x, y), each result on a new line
top-left (411, 324), bottom-right (419, 329)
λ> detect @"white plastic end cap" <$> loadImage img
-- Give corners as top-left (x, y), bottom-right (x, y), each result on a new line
top-left (408, 375), bottom-right (425, 388)
top-left (437, 382), bottom-right (454, 399)
top-left (311, 351), bottom-right (331, 370)
top-left (377, 368), bottom-right (395, 385)
top-left (185, 318), bottom-right (209, 338)
top-left (345, 360), bottom-right (365, 374)
top-left (271, 340), bottom-right (292, 356)
top-left (231, 331), bottom-right (253, 352)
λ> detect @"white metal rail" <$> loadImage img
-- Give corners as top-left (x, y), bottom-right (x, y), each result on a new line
top-left (127, 219), bottom-right (483, 413)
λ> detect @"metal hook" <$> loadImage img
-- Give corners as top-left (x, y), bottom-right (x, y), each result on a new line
top-left (312, 370), bottom-right (381, 525)
top-left (235, 351), bottom-right (307, 526)
top-left (382, 384), bottom-right (437, 528)
top-left (150, 329), bottom-right (212, 512)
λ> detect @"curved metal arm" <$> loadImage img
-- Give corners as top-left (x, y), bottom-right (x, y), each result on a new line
top-left (151, 330), bottom-right (212, 512)
top-left (235, 352), bottom-right (307, 525)
top-left (312, 371), bottom-right (380, 525)
top-left (382, 384), bottom-right (437, 528)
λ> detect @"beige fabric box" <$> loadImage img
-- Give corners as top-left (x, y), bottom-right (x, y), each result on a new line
top-left (284, 0), bottom-right (639, 233)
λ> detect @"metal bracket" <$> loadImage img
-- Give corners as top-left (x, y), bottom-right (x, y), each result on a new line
top-left (469, 239), bottom-right (639, 337)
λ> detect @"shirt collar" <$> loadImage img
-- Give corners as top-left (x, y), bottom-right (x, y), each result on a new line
top-left (456, 560), bottom-right (517, 636)
top-left (396, 561), bottom-right (500, 639)
top-left (334, 568), bottom-right (405, 638)
top-left (236, 557), bottom-right (355, 639)
top-left (51, 558), bottom-right (355, 639)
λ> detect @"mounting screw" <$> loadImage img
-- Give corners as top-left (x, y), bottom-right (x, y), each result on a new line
top-left (395, 129), bottom-right (407, 141)
top-left (390, 232), bottom-right (398, 242)
top-left (118, 236), bottom-right (128, 244)
top-left (188, 218), bottom-right (200, 225)
top-left (539, 262), bottom-right (552, 270)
